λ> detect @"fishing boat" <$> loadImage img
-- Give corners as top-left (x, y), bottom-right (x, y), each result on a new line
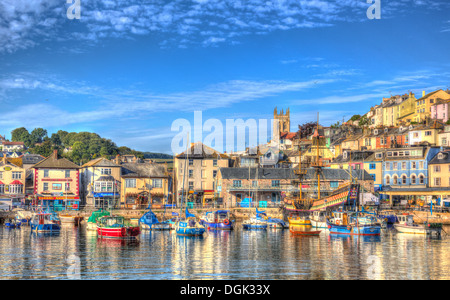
top-left (310, 210), bottom-right (328, 228)
top-left (394, 214), bottom-right (442, 235)
top-left (86, 209), bottom-right (110, 231)
top-left (30, 213), bottom-right (61, 233)
top-left (14, 209), bottom-right (32, 226)
top-left (175, 208), bottom-right (206, 237)
top-left (289, 226), bottom-right (321, 236)
top-left (5, 219), bottom-right (21, 229)
top-left (59, 214), bottom-right (83, 225)
top-left (243, 209), bottom-right (268, 230)
top-left (139, 206), bottom-right (171, 230)
top-left (327, 210), bottom-right (381, 236)
top-left (200, 210), bottom-right (234, 230)
top-left (97, 216), bottom-right (140, 239)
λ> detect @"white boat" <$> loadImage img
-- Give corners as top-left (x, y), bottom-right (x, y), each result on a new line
top-left (310, 211), bottom-right (327, 228)
top-left (394, 214), bottom-right (442, 236)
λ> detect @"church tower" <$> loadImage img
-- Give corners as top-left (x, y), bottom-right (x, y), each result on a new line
top-left (273, 107), bottom-right (291, 134)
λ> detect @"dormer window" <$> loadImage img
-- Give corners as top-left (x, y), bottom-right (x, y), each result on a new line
top-left (438, 153), bottom-right (446, 160)
top-left (343, 151), bottom-right (348, 160)
top-left (374, 129), bottom-right (379, 135)
top-left (384, 128), bottom-right (389, 133)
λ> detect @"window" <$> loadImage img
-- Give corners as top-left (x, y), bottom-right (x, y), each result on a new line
top-left (252, 180), bottom-right (258, 187)
top-left (213, 160), bottom-right (218, 167)
top-left (12, 172), bottom-right (21, 179)
top-left (233, 180), bottom-right (242, 187)
top-left (202, 160), bottom-right (207, 167)
top-left (125, 179), bottom-right (136, 188)
top-left (52, 183), bottom-right (62, 190)
top-left (188, 159), bottom-right (193, 166)
top-left (419, 162), bottom-right (424, 169)
top-left (44, 169), bottom-right (49, 178)
top-left (188, 181), bottom-right (194, 190)
top-left (189, 170), bottom-right (194, 178)
top-left (393, 162), bottom-right (398, 170)
top-left (412, 162), bottom-right (417, 169)
top-left (386, 176), bottom-right (390, 185)
top-left (0, 184), bottom-right (4, 193)
top-left (370, 174), bottom-right (376, 182)
top-left (101, 168), bottom-right (111, 175)
top-left (369, 163), bottom-right (376, 170)
top-left (43, 182), bottom-right (49, 191)
top-left (375, 153), bottom-right (383, 159)
top-left (393, 176), bottom-right (398, 185)
top-left (65, 182), bottom-right (70, 191)
top-left (402, 175), bottom-right (407, 185)
top-left (434, 178), bottom-right (441, 186)
top-left (402, 162), bottom-right (407, 170)
top-left (153, 179), bottom-right (162, 188)
top-left (419, 175), bottom-right (425, 184)
top-left (9, 184), bottom-right (22, 194)
top-left (434, 166), bottom-right (441, 173)
top-left (411, 175), bottom-right (416, 184)
top-left (213, 170), bottom-right (217, 178)
top-left (385, 163), bottom-right (390, 171)
top-left (425, 131), bottom-right (432, 136)
top-left (272, 180), bottom-right (280, 187)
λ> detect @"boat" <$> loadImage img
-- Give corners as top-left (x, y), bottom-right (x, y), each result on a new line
top-left (310, 210), bottom-right (328, 228)
top-left (175, 208), bottom-right (206, 237)
top-left (243, 209), bottom-right (268, 230)
top-left (289, 226), bottom-right (321, 236)
top-left (288, 214), bottom-right (311, 226)
top-left (30, 213), bottom-right (61, 233)
top-left (86, 209), bottom-right (110, 231)
top-left (5, 219), bottom-right (21, 229)
top-left (139, 206), bottom-right (171, 230)
top-left (327, 211), bottom-right (381, 236)
top-left (14, 209), bottom-right (32, 226)
top-left (200, 210), bottom-right (234, 230)
top-left (59, 214), bottom-right (83, 225)
top-left (97, 216), bottom-right (140, 239)
top-left (266, 218), bottom-right (288, 229)
top-left (394, 214), bottom-right (442, 236)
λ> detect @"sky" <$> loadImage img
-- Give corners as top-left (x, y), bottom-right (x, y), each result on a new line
top-left (0, 0), bottom-right (449, 154)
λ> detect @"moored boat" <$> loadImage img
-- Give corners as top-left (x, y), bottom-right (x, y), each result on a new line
top-left (175, 208), bottom-right (205, 237)
top-left (394, 214), bottom-right (442, 236)
top-left (30, 213), bottom-right (61, 233)
top-left (327, 211), bottom-right (381, 236)
top-left (5, 219), bottom-right (21, 229)
top-left (266, 218), bottom-right (288, 229)
top-left (289, 226), bottom-right (321, 236)
top-left (59, 214), bottom-right (83, 225)
top-left (15, 209), bottom-right (32, 226)
top-left (243, 208), bottom-right (268, 230)
top-left (97, 216), bottom-right (140, 239)
top-left (139, 207), bottom-right (171, 231)
top-left (310, 210), bottom-right (328, 228)
top-left (200, 210), bottom-right (234, 230)
top-left (288, 214), bottom-right (311, 226)
top-left (86, 209), bottom-right (110, 231)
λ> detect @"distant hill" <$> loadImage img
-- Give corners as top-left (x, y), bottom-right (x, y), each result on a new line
top-left (142, 152), bottom-right (173, 159)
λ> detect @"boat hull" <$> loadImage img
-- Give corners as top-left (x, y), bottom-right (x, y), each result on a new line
top-left (31, 223), bottom-right (60, 233)
top-left (288, 219), bottom-right (311, 226)
top-left (141, 223), bottom-right (172, 231)
top-left (243, 223), bottom-right (267, 230)
top-left (86, 222), bottom-right (97, 231)
top-left (311, 219), bottom-right (327, 228)
top-left (203, 221), bottom-right (234, 230)
top-left (327, 223), bottom-right (381, 236)
top-left (394, 224), bottom-right (426, 234)
top-left (289, 228), bottom-right (321, 236)
top-left (97, 227), bottom-right (140, 239)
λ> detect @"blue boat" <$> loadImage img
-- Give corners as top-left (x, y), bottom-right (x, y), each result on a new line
top-left (30, 213), bottom-right (61, 233)
top-left (5, 219), bottom-right (21, 229)
top-left (200, 210), bottom-right (234, 230)
top-left (175, 208), bottom-right (205, 237)
top-left (266, 218), bottom-right (288, 229)
top-left (139, 206), bottom-right (171, 230)
top-left (243, 209), bottom-right (268, 230)
top-left (327, 211), bottom-right (381, 236)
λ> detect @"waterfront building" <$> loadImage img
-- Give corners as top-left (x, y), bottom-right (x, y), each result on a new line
top-left (414, 90), bottom-right (450, 123)
top-left (81, 157), bottom-right (121, 209)
top-left (174, 142), bottom-right (231, 206)
top-left (428, 150), bottom-right (450, 190)
top-left (0, 157), bottom-right (26, 209)
top-left (31, 150), bottom-right (81, 211)
top-left (120, 163), bottom-right (171, 209)
top-left (438, 125), bottom-right (450, 147)
top-left (408, 121), bottom-right (444, 146)
top-left (430, 98), bottom-right (450, 124)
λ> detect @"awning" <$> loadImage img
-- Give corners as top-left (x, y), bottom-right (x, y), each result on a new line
top-left (10, 180), bottom-right (23, 185)
top-left (97, 175), bottom-right (115, 181)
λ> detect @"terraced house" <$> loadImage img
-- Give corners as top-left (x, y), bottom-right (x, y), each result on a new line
top-left (0, 157), bottom-right (26, 210)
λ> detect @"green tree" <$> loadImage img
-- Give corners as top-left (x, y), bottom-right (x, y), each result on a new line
top-left (30, 128), bottom-right (48, 144)
top-left (11, 127), bottom-right (31, 147)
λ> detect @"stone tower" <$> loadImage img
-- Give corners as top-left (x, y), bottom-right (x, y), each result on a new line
top-left (273, 107), bottom-right (291, 134)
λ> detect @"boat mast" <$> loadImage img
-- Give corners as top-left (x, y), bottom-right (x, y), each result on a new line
top-left (316, 112), bottom-right (321, 200)
top-left (180, 132), bottom-right (189, 217)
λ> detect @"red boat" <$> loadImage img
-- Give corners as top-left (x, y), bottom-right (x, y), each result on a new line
top-left (97, 216), bottom-right (140, 239)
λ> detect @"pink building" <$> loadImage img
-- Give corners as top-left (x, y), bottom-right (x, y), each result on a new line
top-left (431, 99), bottom-right (450, 123)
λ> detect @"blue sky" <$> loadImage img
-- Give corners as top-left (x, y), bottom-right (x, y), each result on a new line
top-left (0, 0), bottom-right (449, 154)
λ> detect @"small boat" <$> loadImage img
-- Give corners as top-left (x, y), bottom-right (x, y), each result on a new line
top-left (266, 218), bottom-right (288, 229)
top-left (30, 213), bottom-right (61, 233)
top-left (97, 216), bottom-right (140, 239)
top-left (327, 211), bottom-right (381, 236)
top-left (5, 219), bottom-right (21, 229)
top-left (86, 209), bottom-right (110, 231)
top-left (15, 209), bottom-right (32, 226)
top-left (289, 227), bottom-right (321, 236)
top-left (59, 214), bottom-right (83, 225)
top-left (175, 208), bottom-right (205, 237)
top-left (200, 210), bottom-right (234, 230)
top-left (310, 210), bottom-right (328, 228)
top-left (288, 214), bottom-right (311, 226)
top-left (243, 209), bottom-right (268, 230)
top-left (139, 207), bottom-right (171, 231)
top-left (394, 214), bottom-right (442, 236)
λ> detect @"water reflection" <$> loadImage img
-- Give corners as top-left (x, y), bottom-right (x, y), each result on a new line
top-left (1, 224), bottom-right (450, 279)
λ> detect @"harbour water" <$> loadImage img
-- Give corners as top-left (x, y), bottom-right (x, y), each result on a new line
top-left (1, 224), bottom-right (450, 280)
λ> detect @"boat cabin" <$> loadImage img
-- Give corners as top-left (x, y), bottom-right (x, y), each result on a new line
top-left (313, 211), bottom-right (326, 221)
top-left (205, 210), bottom-right (230, 223)
top-left (397, 214), bottom-right (414, 226)
top-left (99, 216), bottom-right (125, 228)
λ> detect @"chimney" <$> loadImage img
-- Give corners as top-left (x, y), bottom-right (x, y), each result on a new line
top-left (53, 150), bottom-right (58, 159)
top-left (116, 154), bottom-right (121, 164)
top-left (423, 90), bottom-right (426, 98)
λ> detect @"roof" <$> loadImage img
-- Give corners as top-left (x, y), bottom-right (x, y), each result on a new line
top-left (2, 141), bottom-right (24, 146)
top-left (332, 151), bottom-right (374, 164)
top-left (280, 132), bottom-right (297, 140)
top-left (20, 154), bottom-right (45, 165)
top-left (32, 151), bottom-right (80, 169)
top-left (416, 89), bottom-right (444, 101)
top-left (429, 150), bottom-right (450, 165)
top-left (121, 163), bottom-right (168, 178)
top-left (176, 142), bottom-right (229, 159)
top-left (82, 157), bottom-right (120, 168)
top-left (304, 168), bottom-right (374, 181)
top-left (220, 168), bottom-right (297, 180)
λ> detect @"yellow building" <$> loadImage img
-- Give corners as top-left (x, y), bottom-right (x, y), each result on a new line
top-left (0, 157), bottom-right (26, 209)
top-left (120, 163), bottom-right (171, 209)
top-left (415, 90), bottom-right (450, 123)
top-left (408, 121), bottom-right (444, 146)
top-left (428, 150), bottom-right (450, 204)
top-left (397, 92), bottom-right (417, 125)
